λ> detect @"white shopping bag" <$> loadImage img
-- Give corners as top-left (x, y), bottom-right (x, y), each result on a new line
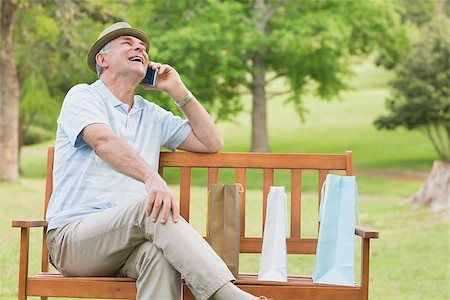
top-left (258, 186), bottom-right (288, 282)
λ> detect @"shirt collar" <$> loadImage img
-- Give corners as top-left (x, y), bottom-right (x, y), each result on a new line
top-left (91, 80), bottom-right (145, 112)
top-left (132, 95), bottom-right (145, 111)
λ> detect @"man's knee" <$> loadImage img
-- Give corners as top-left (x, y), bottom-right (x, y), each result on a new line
top-left (136, 242), bottom-right (177, 274)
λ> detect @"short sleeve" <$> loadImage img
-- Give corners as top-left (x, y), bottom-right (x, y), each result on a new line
top-left (57, 84), bottom-right (110, 148)
top-left (159, 107), bottom-right (192, 151)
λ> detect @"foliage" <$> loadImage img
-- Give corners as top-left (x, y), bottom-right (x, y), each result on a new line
top-left (397, 0), bottom-right (437, 26)
top-left (129, 0), bottom-right (250, 121)
top-left (375, 16), bottom-right (450, 162)
top-left (13, 0), bottom-right (122, 145)
top-left (23, 125), bottom-right (53, 146)
top-left (9, 0), bottom-right (410, 151)
top-left (125, 0), bottom-right (409, 152)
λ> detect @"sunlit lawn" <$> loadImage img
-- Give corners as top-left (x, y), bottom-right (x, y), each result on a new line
top-left (1, 179), bottom-right (448, 300)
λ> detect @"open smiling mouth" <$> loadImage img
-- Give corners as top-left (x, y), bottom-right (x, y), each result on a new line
top-left (129, 56), bottom-right (144, 65)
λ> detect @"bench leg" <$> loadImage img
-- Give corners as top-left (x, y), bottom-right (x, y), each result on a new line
top-left (361, 238), bottom-right (371, 300)
top-left (18, 228), bottom-right (30, 300)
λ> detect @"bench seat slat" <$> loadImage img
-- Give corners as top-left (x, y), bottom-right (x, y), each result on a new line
top-left (236, 273), bottom-right (360, 288)
top-left (184, 274), bottom-right (362, 300)
top-left (35, 273), bottom-right (136, 281)
top-left (28, 277), bottom-right (136, 299)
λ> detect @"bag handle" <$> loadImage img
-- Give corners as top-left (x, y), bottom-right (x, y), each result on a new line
top-left (318, 178), bottom-right (328, 223)
top-left (355, 184), bottom-right (360, 225)
top-left (318, 175), bottom-right (360, 224)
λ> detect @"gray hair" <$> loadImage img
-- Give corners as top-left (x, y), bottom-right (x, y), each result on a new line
top-left (95, 41), bottom-right (113, 78)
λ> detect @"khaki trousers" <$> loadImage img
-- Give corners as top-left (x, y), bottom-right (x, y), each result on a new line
top-left (47, 196), bottom-right (235, 300)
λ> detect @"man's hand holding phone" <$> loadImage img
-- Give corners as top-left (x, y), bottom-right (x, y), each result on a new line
top-left (140, 61), bottom-right (190, 105)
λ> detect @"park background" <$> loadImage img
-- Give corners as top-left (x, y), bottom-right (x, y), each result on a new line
top-left (0, 0), bottom-right (449, 299)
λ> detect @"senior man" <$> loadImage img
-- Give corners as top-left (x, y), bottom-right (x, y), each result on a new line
top-left (45, 22), bottom-right (264, 300)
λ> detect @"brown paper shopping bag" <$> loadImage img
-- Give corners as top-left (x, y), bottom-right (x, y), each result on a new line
top-left (208, 184), bottom-right (241, 277)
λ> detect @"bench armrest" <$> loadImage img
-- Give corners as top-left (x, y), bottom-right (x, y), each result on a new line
top-left (12, 220), bottom-right (47, 228)
top-left (355, 225), bottom-right (379, 239)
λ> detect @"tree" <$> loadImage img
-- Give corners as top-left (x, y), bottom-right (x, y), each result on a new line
top-left (374, 16), bottom-right (450, 162)
top-left (0, 0), bottom-right (21, 181)
top-left (375, 3), bottom-right (449, 218)
top-left (129, 0), bottom-right (408, 152)
top-left (397, 0), bottom-right (437, 26)
top-left (0, 0), bottom-right (119, 181)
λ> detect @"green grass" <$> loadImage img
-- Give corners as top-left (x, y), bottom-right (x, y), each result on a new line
top-left (1, 180), bottom-right (46, 299)
top-left (1, 181), bottom-right (449, 300)
top-left (4, 59), bottom-right (448, 299)
top-left (20, 142), bottom-right (53, 178)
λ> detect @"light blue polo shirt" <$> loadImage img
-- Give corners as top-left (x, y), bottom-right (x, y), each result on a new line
top-left (46, 80), bottom-right (192, 231)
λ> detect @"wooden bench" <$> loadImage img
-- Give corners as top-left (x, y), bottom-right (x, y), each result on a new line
top-left (12, 146), bottom-right (379, 300)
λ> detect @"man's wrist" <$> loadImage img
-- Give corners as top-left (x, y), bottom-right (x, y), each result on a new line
top-left (167, 82), bottom-right (189, 102)
top-left (176, 91), bottom-right (193, 108)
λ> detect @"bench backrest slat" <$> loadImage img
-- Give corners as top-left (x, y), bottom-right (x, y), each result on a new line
top-left (44, 147), bottom-right (54, 218)
top-left (262, 168), bottom-right (274, 232)
top-left (208, 168), bottom-right (219, 186)
top-left (179, 167), bottom-right (191, 222)
top-left (235, 168), bottom-right (247, 237)
top-left (159, 152), bottom-right (348, 169)
top-left (41, 146), bottom-right (55, 273)
top-left (290, 169), bottom-right (301, 239)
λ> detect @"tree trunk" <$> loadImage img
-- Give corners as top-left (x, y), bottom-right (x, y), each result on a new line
top-left (436, 0), bottom-right (447, 15)
top-left (250, 0), bottom-right (271, 152)
top-left (251, 55), bottom-right (270, 152)
top-left (410, 161), bottom-right (450, 220)
top-left (0, 0), bottom-right (20, 182)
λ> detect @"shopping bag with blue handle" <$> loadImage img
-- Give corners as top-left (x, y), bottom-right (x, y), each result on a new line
top-left (312, 174), bottom-right (359, 286)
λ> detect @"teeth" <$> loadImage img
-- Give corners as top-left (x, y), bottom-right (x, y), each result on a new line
top-left (129, 57), bottom-right (143, 63)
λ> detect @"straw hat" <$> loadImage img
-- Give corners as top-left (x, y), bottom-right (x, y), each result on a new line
top-left (87, 22), bottom-right (150, 72)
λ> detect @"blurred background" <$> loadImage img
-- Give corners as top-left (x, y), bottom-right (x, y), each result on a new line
top-left (0, 0), bottom-right (448, 299)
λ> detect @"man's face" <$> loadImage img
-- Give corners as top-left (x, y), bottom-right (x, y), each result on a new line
top-left (103, 35), bottom-right (149, 78)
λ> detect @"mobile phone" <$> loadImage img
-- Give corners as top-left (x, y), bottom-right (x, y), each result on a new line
top-left (142, 68), bottom-right (157, 86)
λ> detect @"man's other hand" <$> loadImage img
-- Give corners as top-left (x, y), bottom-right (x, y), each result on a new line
top-left (144, 175), bottom-right (180, 224)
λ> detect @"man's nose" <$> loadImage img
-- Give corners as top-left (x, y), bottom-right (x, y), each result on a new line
top-left (134, 43), bottom-right (145, 52)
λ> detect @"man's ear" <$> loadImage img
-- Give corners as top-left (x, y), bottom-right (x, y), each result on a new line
top-left (95, 52), bottom-right (108, 69)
